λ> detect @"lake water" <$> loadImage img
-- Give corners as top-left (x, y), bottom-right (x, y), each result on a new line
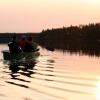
top-left (0, 44), bottom-right (100, 100)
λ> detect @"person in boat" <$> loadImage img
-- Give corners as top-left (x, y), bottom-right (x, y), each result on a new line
top-left (24, 36), bottom-right (38, 52)
top-left (8, 35), bottom-right (22, 53)
top-left (18, 35), bottom-right (28, 51)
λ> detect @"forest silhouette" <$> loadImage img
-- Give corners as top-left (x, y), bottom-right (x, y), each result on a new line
top-left (37, 23), bottom-right (100, 56)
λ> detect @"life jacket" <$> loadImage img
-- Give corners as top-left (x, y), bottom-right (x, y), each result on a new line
top-left (18, 40), bottom-right (27, 49)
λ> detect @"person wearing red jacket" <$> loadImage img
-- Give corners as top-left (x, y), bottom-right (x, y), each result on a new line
top-left (18, 35), bottom-right (28, 51)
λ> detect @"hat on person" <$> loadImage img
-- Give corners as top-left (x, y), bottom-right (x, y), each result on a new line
top-left (21, 35), bottom-right (26, 39)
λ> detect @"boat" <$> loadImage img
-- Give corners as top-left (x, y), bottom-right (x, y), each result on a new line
top-left (2, 49), bottom-right (40, 60)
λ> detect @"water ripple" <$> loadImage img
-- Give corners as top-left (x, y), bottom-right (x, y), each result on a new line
top-left (0, 47), bottom-right (100, 100)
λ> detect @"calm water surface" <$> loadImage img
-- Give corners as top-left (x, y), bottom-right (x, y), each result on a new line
top-left (0, 44), bottom-right (100, 100)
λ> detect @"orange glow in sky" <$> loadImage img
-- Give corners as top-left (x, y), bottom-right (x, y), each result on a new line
top-left (0, 0), bottom-right (100, 32)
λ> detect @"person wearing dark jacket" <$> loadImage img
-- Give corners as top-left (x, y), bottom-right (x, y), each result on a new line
top-left (8, 36), bottom-right (22, 53)
top-left (24, 37), bottom-right (38, 52)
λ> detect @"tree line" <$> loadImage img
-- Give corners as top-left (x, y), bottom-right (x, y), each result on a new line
top-left (37, 23), bottom-right (100, 56)
top-left (0, 33), bottom-right (39, 43)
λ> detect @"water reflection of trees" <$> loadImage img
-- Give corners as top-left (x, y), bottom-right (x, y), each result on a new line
top-left (37, 23), bottom-right (100, 57)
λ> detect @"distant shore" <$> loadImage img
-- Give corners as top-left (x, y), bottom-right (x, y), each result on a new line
top-left (0, 33), bottom-right (40, 43)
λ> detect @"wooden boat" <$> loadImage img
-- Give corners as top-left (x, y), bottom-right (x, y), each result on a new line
top-left (2, 49), bottom-right (40, 60)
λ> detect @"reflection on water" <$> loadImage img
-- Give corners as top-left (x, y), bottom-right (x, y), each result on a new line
top-left (0, 44), bottom-right (100, 100)
top-left (42, 42), bottom-right (100, 57)
top-left (9, 58), bottom-right (37, 79)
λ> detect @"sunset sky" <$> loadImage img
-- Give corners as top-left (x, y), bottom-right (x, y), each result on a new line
top-left (0, 0), bottom-right (100, 32)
